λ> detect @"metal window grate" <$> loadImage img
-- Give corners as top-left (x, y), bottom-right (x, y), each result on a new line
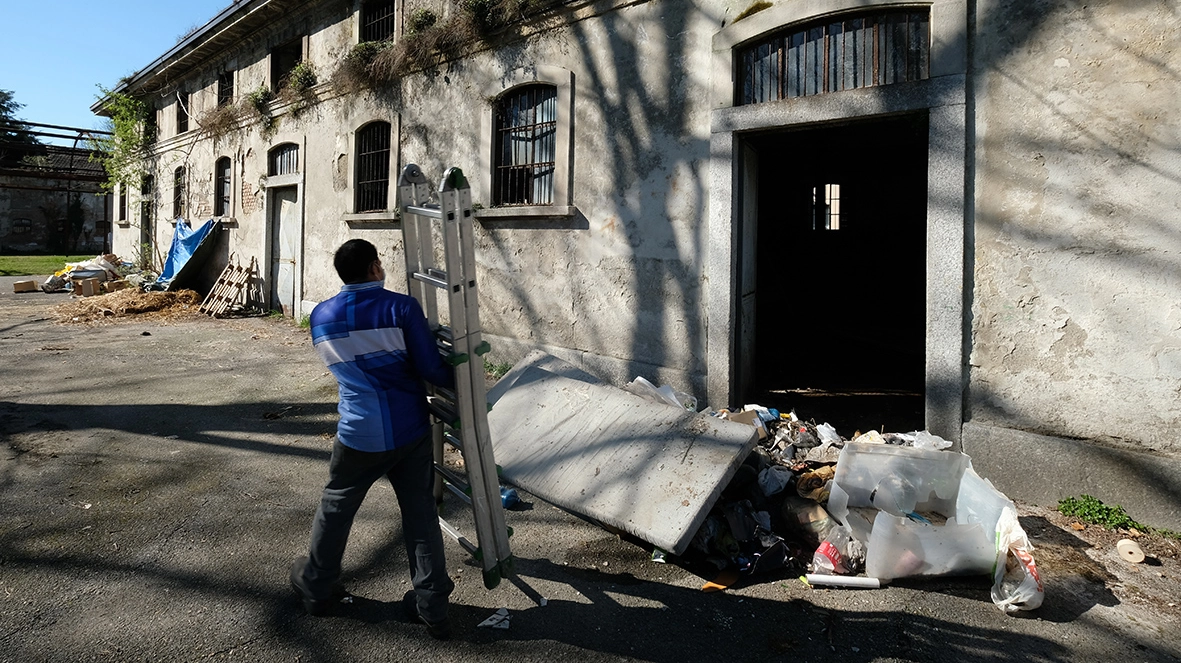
top-left (362, 1), bottom-right (397, 42)
top-left (738, 10), bottom-right (929, 105)
top-left (215, 157), bottom-right (232, 216)
top-left (495, 84), bottom-right (557, 206)
top-left (173, 167), bottom-right (185, 219)
top-left (218, 72), bottom-right (235, 107)
top-left (355, 122), bottom-right (391, 212)
top-left (268, 143), bottom-right (299, 176)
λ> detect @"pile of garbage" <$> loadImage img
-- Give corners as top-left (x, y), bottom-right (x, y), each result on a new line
top-left (680, 404), bottom-right (1043, 614)
top-left (39, 254), bottom-right (160, 294)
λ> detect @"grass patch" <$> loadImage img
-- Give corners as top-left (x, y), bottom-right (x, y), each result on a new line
top-left (483, 358), bottom-right (513, 379)
top-left (1058, 494), bottom-right (1148, 532)
top-left (0, 255), bottom-right (93, 277)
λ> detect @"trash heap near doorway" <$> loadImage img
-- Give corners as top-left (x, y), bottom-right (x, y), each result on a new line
top-left (696, 407), bottom-right (1044, 614)
top-left (486, 351), bottom-right (1043, 615)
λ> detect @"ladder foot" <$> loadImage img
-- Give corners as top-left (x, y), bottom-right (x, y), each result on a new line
top-left (482, 566), bottom-right (501, 590)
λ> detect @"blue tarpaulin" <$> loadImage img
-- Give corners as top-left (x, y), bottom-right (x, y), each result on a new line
top-left (157, 219), bottom-right (218, 289)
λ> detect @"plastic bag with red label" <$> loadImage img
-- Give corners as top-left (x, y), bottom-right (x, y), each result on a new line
top-left (810, 525), bottom-right (864, 575)
top-left (991, 507), bottom-right (1044, 613)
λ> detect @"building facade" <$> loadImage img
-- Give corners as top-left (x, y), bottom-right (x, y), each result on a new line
top-left (97, 0), bottom-right (1181, 527)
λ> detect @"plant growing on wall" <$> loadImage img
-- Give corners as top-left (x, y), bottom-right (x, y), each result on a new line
top-left (330, 41), bottom-right (394, 93)
top-left (406, 7), bottom-right (438, 35)
top-left (90, 86), bottom-right (156, 193)
top-left (244, 84), bottom-right (278, 137)
top-left (196, 103), bottom-right (244, 142)
top-left (338, 0), bottom-right (564, 91)
top-left (279, 61), bottom-right (319, 117)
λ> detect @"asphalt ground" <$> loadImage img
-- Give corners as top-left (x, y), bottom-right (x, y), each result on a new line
top-left (1, 275), bottom-right (1179, 662)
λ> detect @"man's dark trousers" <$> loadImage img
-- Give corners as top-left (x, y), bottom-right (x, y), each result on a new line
top-left (296, 434), bottom-right (454, 622)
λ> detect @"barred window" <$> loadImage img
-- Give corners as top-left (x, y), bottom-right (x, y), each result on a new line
top-left (118, 182), bottom-right (128, 222)
top-left (361, 1), bottom-right (396, 42)
top-left (173, 167), bottom-right (186, 219)
top-left (218, 71), bottom-right (235, 107)
top-left (268, 143), bottom-right (299, 176)
top-left (738, 10), bottom-right (929, 105)
top-left (215, 157), bottom-right (232, 216)
top-left (494, 84), bottom-right (556, 206)
top-left (355, 121), bottom-right (391, 212)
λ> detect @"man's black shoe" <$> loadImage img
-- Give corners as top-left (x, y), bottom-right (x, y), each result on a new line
top-left (403, 590), bottom-right (452, 640)
top-left (289, 556), bottom-right (340, 617)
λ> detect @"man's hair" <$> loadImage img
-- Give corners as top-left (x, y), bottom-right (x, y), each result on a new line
top-left (334, 239), bottom-right (379, 283)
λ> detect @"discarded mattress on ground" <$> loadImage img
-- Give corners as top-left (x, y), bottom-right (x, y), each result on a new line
top-left (486, 350), bottom-right (757, 556)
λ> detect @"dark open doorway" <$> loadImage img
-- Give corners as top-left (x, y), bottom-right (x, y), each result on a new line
top-left (743, 112), bottom-right (929, 435)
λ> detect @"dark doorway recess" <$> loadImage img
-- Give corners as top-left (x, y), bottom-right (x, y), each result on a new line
top-left (745, 112), bottom-right (928, 435)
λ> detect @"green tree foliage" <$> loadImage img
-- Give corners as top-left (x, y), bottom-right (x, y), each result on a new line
top-left (89, 86), bottom-right (155, 192)
top-left (0, 89), bottom-right (43, 166)
top-left (0, 89), bottom-right (39, 145)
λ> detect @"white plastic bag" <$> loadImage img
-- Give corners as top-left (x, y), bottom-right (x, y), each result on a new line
top-left (991, 507), bottom-right (1044, 613)
top-left (625, 376), bottom-right (697, 411)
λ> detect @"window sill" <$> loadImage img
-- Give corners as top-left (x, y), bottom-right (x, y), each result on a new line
top-left (475, 205), bottom-right (576, 220)
top-left (345, 211), bottom-right (399, 229)
top-left (215, 216), bottom-right (238, 227)
top-left (116, 221), bottom-right (131, 228)
top-left (344, 211), bottom-right (399, 222)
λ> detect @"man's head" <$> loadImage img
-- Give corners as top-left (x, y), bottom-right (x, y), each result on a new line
top-left (333, 239), bottom-right (384, 284)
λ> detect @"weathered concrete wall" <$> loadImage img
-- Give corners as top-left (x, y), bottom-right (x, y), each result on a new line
top-left (966, 0), bottom-right (1181, 528)
top-left (970, 0), bottom-right (1181, 453)
top-left (116, 0), bottom-right (735, 397)
top-left (0, 179), bottom-right (108, 254)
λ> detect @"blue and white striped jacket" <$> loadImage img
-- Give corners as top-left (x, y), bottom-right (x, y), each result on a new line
top-left (310, 281), bottom-right (455, 452)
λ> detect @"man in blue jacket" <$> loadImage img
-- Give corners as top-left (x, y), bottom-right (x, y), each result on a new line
top-left (290, 239), bottom-right (455, 639)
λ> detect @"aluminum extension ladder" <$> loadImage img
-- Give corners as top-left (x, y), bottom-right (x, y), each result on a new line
top-left (396, 163), bottom-right (513, 589)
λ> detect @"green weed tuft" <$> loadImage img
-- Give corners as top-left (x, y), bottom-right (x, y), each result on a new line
top-left (1058, 495), bottom-right (1147, 531)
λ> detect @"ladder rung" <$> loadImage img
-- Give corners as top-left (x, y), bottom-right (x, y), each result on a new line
top-left (444, 480), bottom-right (471, 504)
top-left (406, 204), bottom-right (443, 220)
top-left (434, 386), bottom-right (456, 404)
top-left (444, 431), bottom-right (463, 451)
top-left (434, 463), bottom-right (472, 499)
top-left (427, 397), bottom-right (459, 428)
top-left (412, 271), bottom-right (448, 289)
top-left (438, 517), bottom-right (478, 556)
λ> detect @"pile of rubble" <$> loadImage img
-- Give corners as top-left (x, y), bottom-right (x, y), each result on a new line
top-left (689, 404), bottom-right (1044, 613)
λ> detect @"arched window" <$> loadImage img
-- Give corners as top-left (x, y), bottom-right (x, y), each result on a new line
top-left (737, 9), bottom-right (929, 105)
top-left (215, 157), bottom-right (232, 216)
top-left (173, 167), bottom-right (186, 219)
top-left (355, 121), bottom-right (391, 212)
top-left (268, 143), bottom-right (300, 176)
top-left (494, 84), bottom-right (557, 206)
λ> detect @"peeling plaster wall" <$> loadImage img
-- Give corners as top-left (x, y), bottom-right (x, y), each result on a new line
top-left (972, 0), bottom-right (1181, 453)
top-left (116, 0), bottom-right (737, 396)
